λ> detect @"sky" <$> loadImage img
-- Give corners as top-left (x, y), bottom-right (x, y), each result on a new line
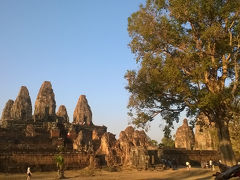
top-left (0, 0), bottom-right (181, 142)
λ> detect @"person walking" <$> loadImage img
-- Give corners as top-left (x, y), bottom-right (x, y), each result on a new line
top-left (186, 161), bottom-right (191, 171)
top-left (26, 167), bottom-right (32, 180)
top-left (209, 160), bottom-right (212, 169)
top-left (209, 159), bottom-right (215, 171)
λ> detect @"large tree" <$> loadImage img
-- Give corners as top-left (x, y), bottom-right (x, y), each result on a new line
top-left (125, 0), bottom-right (240, 166)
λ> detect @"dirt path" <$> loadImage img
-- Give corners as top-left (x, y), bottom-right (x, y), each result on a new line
top-left (0, 167), bottom-right (218, 180)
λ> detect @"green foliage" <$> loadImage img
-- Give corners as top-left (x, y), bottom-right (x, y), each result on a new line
top-left (126, 0), bottom-right (240, 136)
top-left (160, 136), bottom-right (175, 148)
top-left (149, 139), bottom-right (158, 146)
top-left (55, 155), bottom-right (64, 171)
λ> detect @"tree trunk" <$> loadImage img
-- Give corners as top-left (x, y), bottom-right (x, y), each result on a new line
top-left (217, 119), bottom-right (236, 166)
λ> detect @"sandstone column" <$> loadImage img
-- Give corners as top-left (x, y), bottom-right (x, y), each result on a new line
top-left (34, 81), bottom-right (56, 120)
top-left (194, 113), bottom-right (219, 150)
top-left (175, 119), bottom-right (195, 150)
top-left (10, 86), bottom-right (32, 120)
top-left (1, 99), bottom-right (14, 120)
top-left (73, 95), bottom-right (92, 125)
top-left (56, 105), bottom-right (69, 123)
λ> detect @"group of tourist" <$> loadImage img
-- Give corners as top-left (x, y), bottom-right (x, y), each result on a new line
top-left (162, 159), bottom-right (216, 171)
top-left (186, 159), bottom-right (216, 171)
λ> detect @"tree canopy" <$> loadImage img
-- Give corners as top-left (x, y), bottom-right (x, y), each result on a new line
top-left (160, 136), bottom-right (175, 148)
top-left (126, 0), bottom-right (240, 165)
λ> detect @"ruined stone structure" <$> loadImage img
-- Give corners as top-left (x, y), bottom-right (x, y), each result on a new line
top-left (1, 99), bottom-right (14, 120)
top-left (93, 126), bottom-right (155, 167)
top-left (11, 86), bottom-right (32, 121)
top-left (96, 132), bottom-right (119, 166)
top-left (194, 113), bottom-right (219, 150)
top-left (0, 81), bottom-right (154, 172)
top-left (0, 81), bottom-right (221, 173)
top-left (34, 81), bottom-right (56, 121)
top-left (174, 116), bottom-right (219, 151)
top-left (0, 81), bottom-right (107, 172)
top-left (175, 119), bottom-right (195, 150)
top-left (73, 95), bottom-right (92, 126)
top-left (56, 105), bottom-right (69, 123)
top-left (117, 126), bottom-right (153, 166)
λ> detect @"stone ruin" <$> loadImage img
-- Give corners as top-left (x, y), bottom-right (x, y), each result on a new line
top-left (174, 116), bottom-right (219, 150)
top-left (0, 81), bottom-right (154, 172)
top-left (94, 126), bottom-right (155, 167)
top-left (1, 86), bottom-right (32, 122)
top-left (56, 105), bottom-right (69, 124)
top-left (1, 99), bottom-right (14, 120)
top-left (0, 81), bottom-right (220, 173)
top-left (175, 118), bottom-right (195, 150)
top-left (73, 95), bottom-right (92, 126)
top-left (34, 81), bottom-right (56, 121)
top-left (194, 113), bottom-right (219, 150)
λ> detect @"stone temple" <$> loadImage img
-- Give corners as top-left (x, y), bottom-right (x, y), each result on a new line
top-left (174, 115), bottom-right (219, 151)
top-left (0, 81), bottom-right (158, 172)
top-left (0, 81), bottom-right (220, 172)
top-left (175, 118), bottom-right (195, 150)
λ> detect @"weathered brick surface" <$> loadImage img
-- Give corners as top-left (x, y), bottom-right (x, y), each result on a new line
top-left (0, 152), bottom-right (89, 173)
top-left (160, 149), bottom-right (220, 166)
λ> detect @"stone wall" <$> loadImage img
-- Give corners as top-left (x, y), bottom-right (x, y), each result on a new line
top-left (160, 149), bottom-right (220, 166)
top-left (0, 152), bottom-right (89, 173)
top-left (0, 148), bottom-right (220, 173)
top-left (128, 147), bottom-right (220, 169)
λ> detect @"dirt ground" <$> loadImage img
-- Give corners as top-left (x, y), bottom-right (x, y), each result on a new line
top-left (0, 167), bottom-right (225, 180)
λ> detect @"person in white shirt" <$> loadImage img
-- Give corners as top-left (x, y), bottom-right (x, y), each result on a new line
top-left (209, 160), bottom-right (215, 171)
top-left (27, 167), bottom-right (32, 180)
top-left (186, 161), bottom-right (191, 170)
top-left (209, 160), bottom-right (212, 169)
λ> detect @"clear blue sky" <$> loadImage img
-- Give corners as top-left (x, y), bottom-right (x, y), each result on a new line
top-left (0, 0), bottom-right (179, 142)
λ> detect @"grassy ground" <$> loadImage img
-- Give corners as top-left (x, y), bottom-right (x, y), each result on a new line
top-left (0, 167), bottom-right (224, 180)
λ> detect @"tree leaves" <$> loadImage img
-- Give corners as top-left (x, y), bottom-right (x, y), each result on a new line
top-left (126, 0), bottom-right (240, 135)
